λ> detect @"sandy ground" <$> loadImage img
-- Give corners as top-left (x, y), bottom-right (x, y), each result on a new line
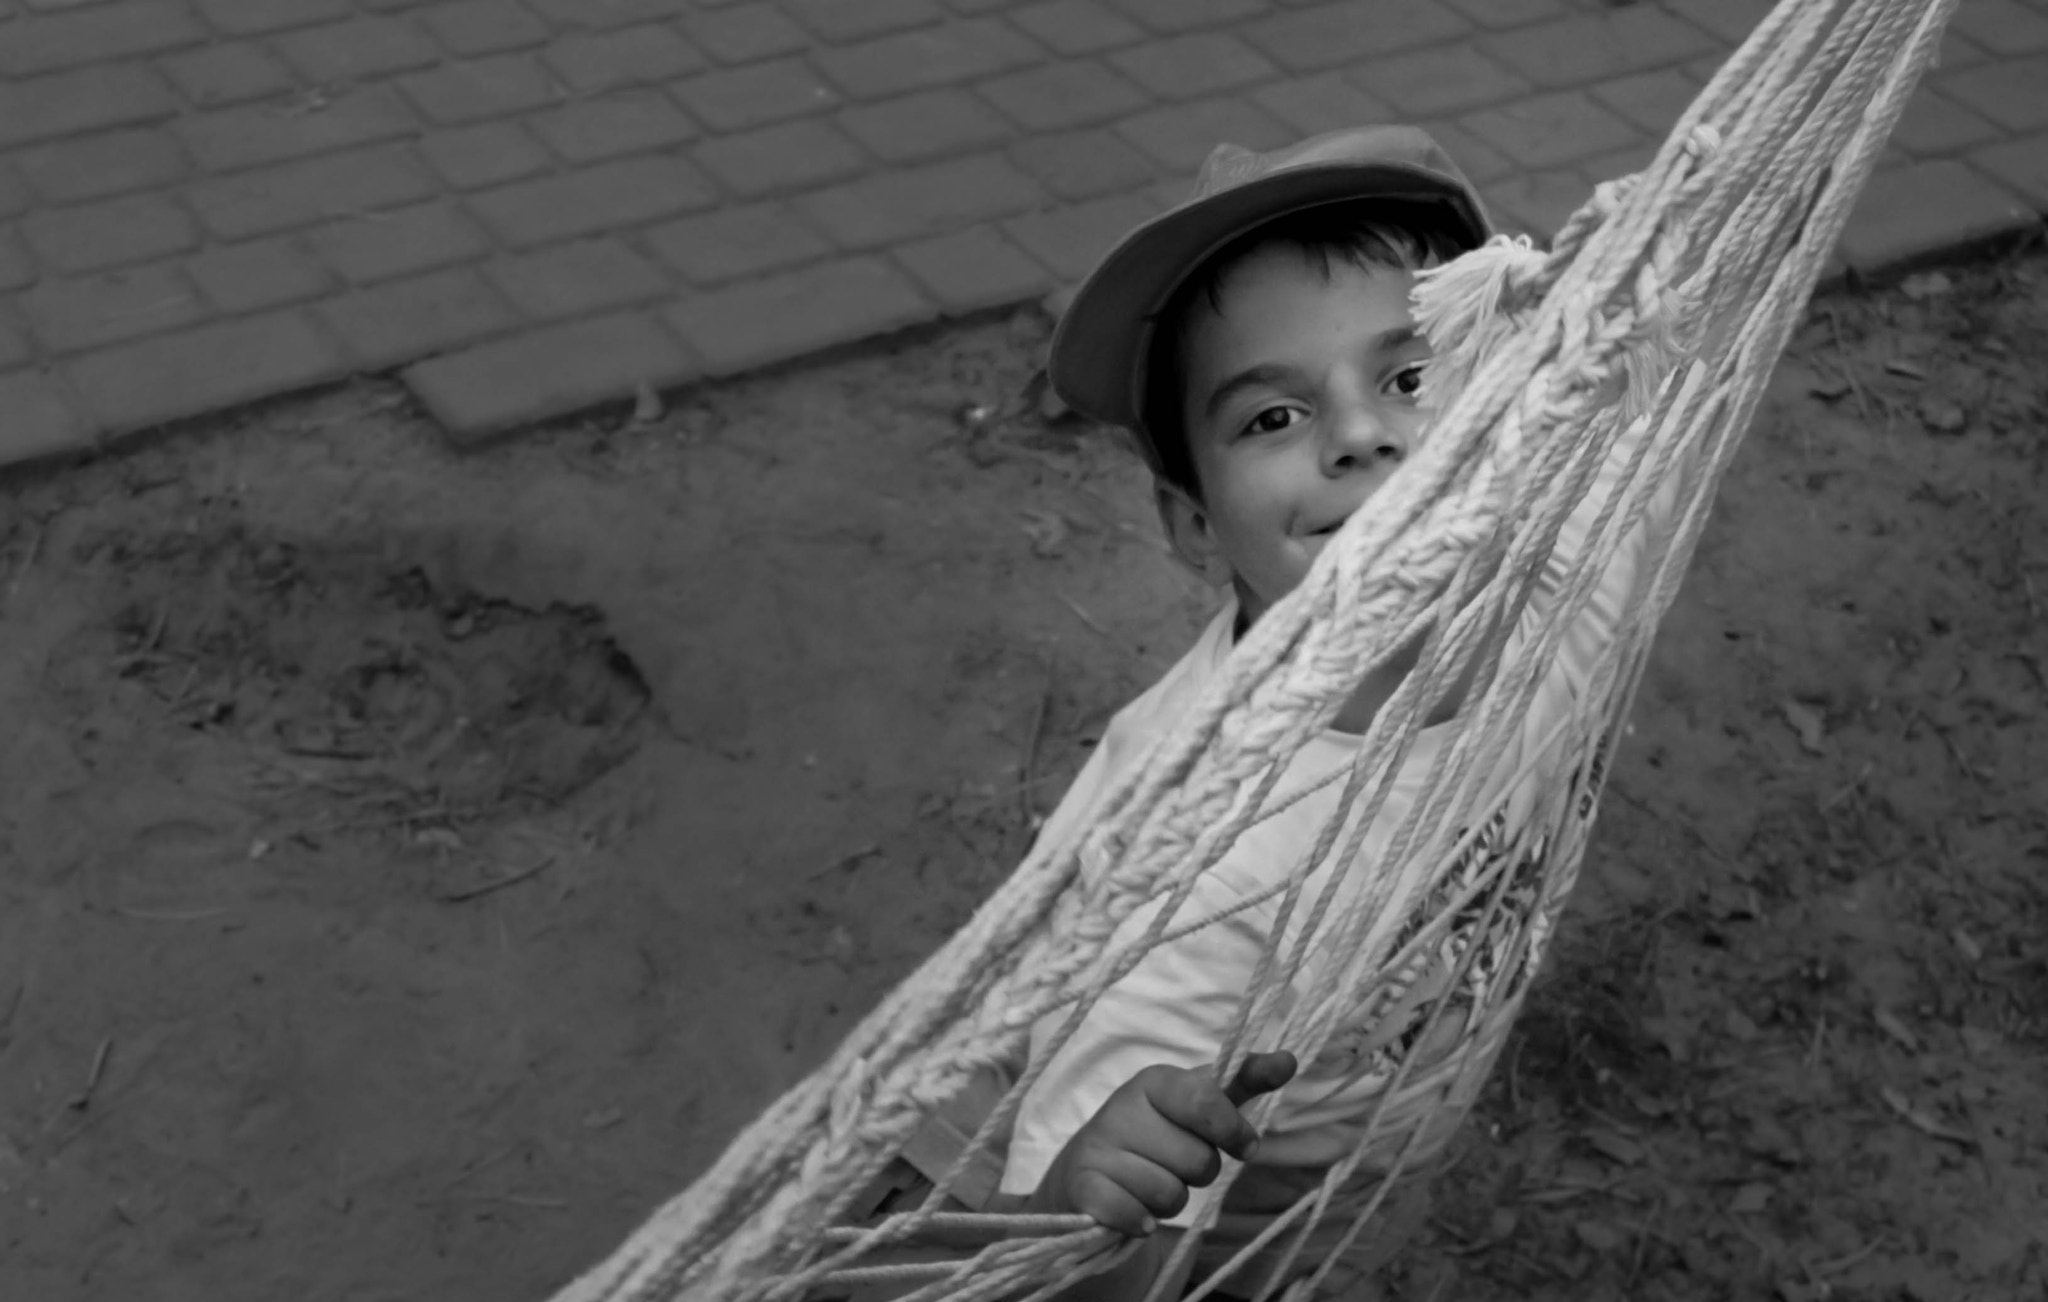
top-left (0, 248), bottom-right (2042, 1302)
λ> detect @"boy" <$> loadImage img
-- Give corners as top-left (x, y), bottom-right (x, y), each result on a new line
top-left (982, 125), bottom-right (1665, 1300)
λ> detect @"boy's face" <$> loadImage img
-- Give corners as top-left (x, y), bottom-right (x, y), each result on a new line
top-left (1160, 242), bottom-right (1432, 624)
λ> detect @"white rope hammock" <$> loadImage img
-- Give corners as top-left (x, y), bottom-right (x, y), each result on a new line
top-left (550, 0), bottom-right (1961, 1298)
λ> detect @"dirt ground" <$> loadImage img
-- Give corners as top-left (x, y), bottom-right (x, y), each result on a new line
top-left (0, 244), bottom-right (2042, 1302)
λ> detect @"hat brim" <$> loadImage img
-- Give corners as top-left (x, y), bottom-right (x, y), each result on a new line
top-left (1048, 163), bottom-right (1492, 447)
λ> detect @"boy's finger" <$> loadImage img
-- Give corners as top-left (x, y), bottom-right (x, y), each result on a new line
top-left (1070, 1157), bottom-right (1184, 1234)
top-left (1149, 1072), bottom-right (1260, 1160)
top-left (1223, 1050), bottom-right (1298, 1107)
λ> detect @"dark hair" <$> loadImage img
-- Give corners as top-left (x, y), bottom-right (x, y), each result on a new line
top-left (1138, 201), bottom-right (1475, 500)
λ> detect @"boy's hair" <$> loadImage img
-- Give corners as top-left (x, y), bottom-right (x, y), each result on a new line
top-left (1138, 200), bottom-right (1474, 500)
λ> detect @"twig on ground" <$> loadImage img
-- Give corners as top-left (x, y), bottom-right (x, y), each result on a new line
top-left (1054, 592), bottom-right (1109, 639)
top-left (1020, 667), bottom-right (1053, 830)
top-left (808, 845), bottom-right (882, 882)
top-left (67, 1037), bottom-right (114, 1111)
top-left (436, 857), bottom-right (553, 904)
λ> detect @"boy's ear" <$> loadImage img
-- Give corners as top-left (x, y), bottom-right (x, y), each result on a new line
top-left (1155, 480), bottom-right (1232, 588)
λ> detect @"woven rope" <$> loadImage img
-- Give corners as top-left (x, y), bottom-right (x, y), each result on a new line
top-left (549, 1), bottom-right (1960, 1299)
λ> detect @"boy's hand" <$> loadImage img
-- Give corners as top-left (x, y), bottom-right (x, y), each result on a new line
top-left (1028, 1051), bottom-right (1297, 1235)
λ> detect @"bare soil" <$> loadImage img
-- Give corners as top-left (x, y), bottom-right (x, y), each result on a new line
top-left (0, 249), bottom-right (2042, 1302)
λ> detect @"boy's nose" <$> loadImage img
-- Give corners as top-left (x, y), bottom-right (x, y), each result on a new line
top-left (1322, 409), bottom-right (1407, 475)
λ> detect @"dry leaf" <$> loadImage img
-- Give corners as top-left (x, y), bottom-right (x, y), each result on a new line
top-left (1574, 1220), bottom-right (1626, 1253)
top-left (1880, 1086), bottom-right (1974, 1146)
top-left (1899, 271), bottom-right (1953, 300)
top-left (1587, 1129), bottom-right (1645, 1166)
top-left (1729, 1182), bottom-right (1774, 1214)
top-left (1780, 699), bottom-right (1827, 754)
top-left (1873, 1006), bottom-right (1919, 1052)
top-left (1020, 509), bottom-right (1070, 558)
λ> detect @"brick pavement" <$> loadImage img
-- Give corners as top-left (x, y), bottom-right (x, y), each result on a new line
top-left (2, 0), bottom-right (2047, 461)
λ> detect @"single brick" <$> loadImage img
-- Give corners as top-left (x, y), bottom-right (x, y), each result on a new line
top-left (1459, 91), bottom-right (1641, 170)
top-left (1946, 0), bottom-right (2048, 54)
top-left (674, 58), bottom-right (841, 131)
top-left (1935, 30), bottom-right (1988, 74)
top-left (196, 0), bottom-right (353, 35)
top-left (1937, 56), bottom-right (2048, 133)
top-left (1889, 87), bottom-right (2002, 159)
top-left (19, 262), bottom-right (208, 353)
top-left (317, 267), bottom-right (519, 369)
top-left (838, 87), bottom-right (1012, 163)
top-left (15, 128), bottom-right (188, 203)
top-left (1003, 192), bottom-right (1160, 280)
top-left (644, 202), bottom-right (833, 284)
top-left (1112, 0), bottom-right (1270, 36)
top-left (892, 224), bottom-right (1051, 313)
top-left (796, 153), bottom-right (1046, 250)
top-left (678, 4), bottom-right (809, 65)
top-left (0, 0), bottom-right (207, 77)
top-left (1579, 141), bottom-right (1659, 185)
top-left (1478, 7), bottom-right (1717, 90)
top-left (0, 309), bottom-right (30, 371)
top-left (1967, 132), bottom-right (2048, 208)
top-left (1835, 158), bottom-right (2035, 272)
top-left (1419, 119), bottom-right (1512, 184)
top-left (159, 41), bottom-right (295, 106)
top-left (418, 121), bottom-right (551, 189)
top-left (1252, 73), bottom-right (1392, 136)
top-left (1584, 67), bottom-right (1701, 138)
top-left (175, 84), bottom-right (418, 171)
top-left (1007, 128), bottom-right (1155, 199)
top-left (785, 0), bottom-right (945, 43)
top-left (813, 18), bottom-right (1042, 100)
top-left (186, 236), bottom-right (334, 312)
top-left (662, 256), bottom-right (933, 375)
top-left (540, 24), bottom-right (705, 93)
top-left (522, 0), bottom-right (694, 29)
top-left (187, 143), bottom-right (439, 238)
top-left (693, 118), bottom-right (869, 197)
top-left (1354, 44), bottom-right (1529, 117)
top-left (531, 90), bottom-right (699, 163)
top-left (1010, 0), bottom-right (1143, 56)
top-left (0, 166), bottom-right (26, 220)
top-left (1241, 0), bottom-right (1469, 72)
top-left (420, 0), bottom-right (550, 56)
top-left (1109, 33), bottom-right (1275, 100)
top-left (1653, 0), bottom-right (1770, 45)
top-left (468, 155), bottom-right (717, 247)
top-left (64, 309), bottom-right (348, 434)
top-left (0, 231), bottom-right (34, 292)
top-left (1486, 168), bottom-right (1586, 241)
top-left (0, 64), bottom-right (179, 149)
top-left (1440, 0), bottom-right (1568, 28)
top-left (485, 238), bottom-right (673, 318)
top-left (272, 17), bottom-right (443, 82)
top-left (1117, 95), bottom-right (1293, 172)
top-left (310, 199), bottom-right (492, 284)
top-left (22, 193), bottom-right (200, 274)
top-left (404, 310), bottom-right (698, 441)
top-left (980, 60), bottom-right (1148, 131)
top-left (399, 52), bottom-right (559, 125)
top-left (0, 370), bottom-right (96, 467)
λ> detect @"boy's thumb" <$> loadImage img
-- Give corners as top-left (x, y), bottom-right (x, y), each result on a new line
top-left (1224, 1050), bottom-right (1298, 1106)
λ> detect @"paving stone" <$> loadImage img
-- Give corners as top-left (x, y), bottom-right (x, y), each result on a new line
top-left (693, 118), bottom-right (869, 197)
top-left (186, 236), bottom-right (335, 312)
top-left (0, 231), bottom-right (37, 292)
top-left (195, 0), bottom-right (353, 36)
top-left (469, 155), bottom-right (717, 247)
top-left (403, 310), bottom-right (699, 442)
top-left (797, 152), bottom-right (1046, 249)
top-left (1651, 0), bottom-right (1771, 47)
top-left (1109, 32), bottom-right (1275, 99)
top-left (1111, 0), bottom-right (1271, 36)
top-left (0, 369), bottom-right (96, 466)
top-left (399, 52), bottom-right (559, 125)
top-left (15, 127), bottom-right (188, 203)
top-left (0, 165), bottom-right (28, 221)
top-left (1934, 29), bottom-right (1987, 73)
top-left (1010, 0), bottom-right (1143, 55)
top-left (1007, 127), bottom-right (1156, 199)
top-left (21, 193), bottom-right (200, 273)
top-left (19, 262), bottom-right (207, 352)
top-left (485, 237), bottom-right (674, 317)
top-left (785, 0), bottom-right (945, 43)
top-left (158, 41), bottom-right (296, 107)
top-left (175, 84), bottom-right (418, 171)
top-left (0, 311), bottom-right (35, 371)
top-left (892, 223), bottom-right (1051, 312)
top-left (419, 0), bottom-right (550, 55)
top-left (1459, 90), bottom-right (1642, 170)
top-left (418, 120), bottom-right (551, 189)
top-left (64, 308), bottom-right (348, 433)
top-left (678, 3), bottom-right (809, 64)
top-left (0, 0), bottom-right (207, 77)
top-left (813, 17), bottom-right (1043, 100)
top-left (317, 266), bottom-right (519, 369)
top-left (0, 63), bottom-right (179, 149)
top-left (1417, 119), bottom-right (1512, 185)
top-left (644, 201), bottom-right (834, 283)
top-left (1835, 157), bottom-right (2036, 272)
top-left (1891, 86), bottom-right (2004, 159)
top-left (540, 23), bottom-right (705, 93)
top-left (1440, 0), bottom-right (1566, 28)
top-left (273, 16), bottom-right (443, 81)
top-left (1969, 130), bottom-right (2048, 207)
top-left (839, 87), bottom-right (1014, 163)
top-left (661, 255), bottom-right (934, 375)
top-left (980, 59), bottom-right (1149, 130)
top-left (1002, 191), bottom-right (1161, 280)
top-left (1240, 0), bottom-right (1469, 72)
top-left (1251, 72), bottom-right (1392, 136)
top-left (1586, 67), bottom-right (1702, 137)
top-left (521, 0), bottom-right (694, 30)
top-left (1579, 140), bottom-right (1660, 185)
top-left (1478, 7), bottom-right (1717, 89)
top-left (1353, 43), bottom-right (1530, 117)
top-left (1486, 167), bottom-right (1586, 241)
top-left (1938, 55), bottom-right (2048, 133)
top-left (1117, 94), bottom-right (1292, 172)
top-left (186, 143), bottom-right (439, 238)
top-left (674, 57), bottom-right (841, 131)
top-left (310, 198), bottom-right (491, 284)
top-left (1949, 0), bottom-right (2048, 55)
top-left (530, 89), bottom-right (699, 163)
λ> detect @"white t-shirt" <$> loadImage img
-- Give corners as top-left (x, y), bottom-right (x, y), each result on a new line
top-left (998, 427), bottom-right (1671, 1226)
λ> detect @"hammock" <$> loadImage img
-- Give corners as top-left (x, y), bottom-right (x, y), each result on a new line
top-left (552, 0), bottom-right (1960, 1298)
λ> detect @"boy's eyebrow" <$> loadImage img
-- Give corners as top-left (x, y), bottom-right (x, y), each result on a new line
top-left (1201, 325), bottom-right (1424, 418)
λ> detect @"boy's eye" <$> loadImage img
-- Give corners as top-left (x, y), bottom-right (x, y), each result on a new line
top-left (1245, 406), bottom-right (1300, 435)
top-left (1388, 365), bottom-right (1427, 398)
